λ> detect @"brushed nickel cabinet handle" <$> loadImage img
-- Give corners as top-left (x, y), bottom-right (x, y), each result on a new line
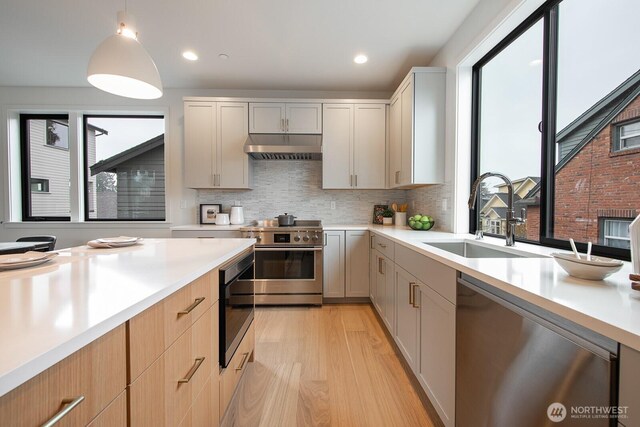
top-left (412, 284), bottom-right (420, 308)
top-left (355, 175), bottom-right (358, 187)
top-left (41, 396), bottom-right (85, 427)
top-left (178, 357), bottom-right (205, 383)
top-left (281, 118), bottom-right (285, 131)
top-left (378, 243), bottom-right (387, 248)
top-left (236, 352), bottom-right (250, 372)
top-left (395, 170), bottom-right (400, 184)
top-left (378, 257), bottom-right (383, 274)
top-left (409, 282), bottom-right (415, 306)
top-left (286, 118), bottom-right (289, 132)
top-left (178, 297), bottom-right (205, 316)
top-left (211, 174), bottom-right (215, 186)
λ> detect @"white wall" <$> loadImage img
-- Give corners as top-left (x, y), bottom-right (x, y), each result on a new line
top-left (415, 0), bottom-right (545, 233)
top-left (0, 86), bottom-right (390, 248)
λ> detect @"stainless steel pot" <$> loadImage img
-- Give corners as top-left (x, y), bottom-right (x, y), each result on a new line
top-left (275, 213), bottom-right (296, 226)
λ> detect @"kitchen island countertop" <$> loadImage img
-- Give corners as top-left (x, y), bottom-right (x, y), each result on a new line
top-left (0, 238), bottom-right (254, 398)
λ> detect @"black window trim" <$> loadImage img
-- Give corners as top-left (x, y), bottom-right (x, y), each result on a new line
top-left (470, 0), bottom-right (631, 261)
top-left (82, 114), bottom-right (166, 222)
top-left (19, 113), bottom-right (71, 221)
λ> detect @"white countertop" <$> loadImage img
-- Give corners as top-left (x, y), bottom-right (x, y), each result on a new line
top-left (364, 225), bottom-right (640, 351)
top-left (170, 224), bottom-right (246, 231)
top-left (0, 238), bottom-right (254, 398)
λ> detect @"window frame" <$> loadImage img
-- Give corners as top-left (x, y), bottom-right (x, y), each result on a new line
top-left (600, 218), bottom-right (632, 249)
top-left (82, 114), bottom-right (166, 222)
top-left (470, 0), bottom-right (632, 261)
top-left (614, 119), bottom-right (640, 152)
top-left (19, 113), bottom-right (71, 221)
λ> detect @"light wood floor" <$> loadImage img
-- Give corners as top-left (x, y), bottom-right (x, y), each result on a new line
top-left (222, 304), bottom-right (438, 427)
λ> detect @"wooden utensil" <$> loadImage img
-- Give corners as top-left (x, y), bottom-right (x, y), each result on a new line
top-left (632, 282), bottom-right (640, 291)
top-left (630, 273), bottom-right (640, 282)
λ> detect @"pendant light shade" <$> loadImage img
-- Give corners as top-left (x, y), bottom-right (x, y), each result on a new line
top-left (87, 11), bottom-right (162, 99)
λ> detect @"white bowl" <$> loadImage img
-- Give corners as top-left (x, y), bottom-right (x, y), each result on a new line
top-left (552, 253), bottom-right (623, 281)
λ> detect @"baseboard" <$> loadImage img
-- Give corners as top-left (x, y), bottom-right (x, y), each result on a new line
top-left (323, 297), bottom-right (371, 304)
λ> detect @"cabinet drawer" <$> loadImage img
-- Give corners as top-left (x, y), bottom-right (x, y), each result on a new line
top-left (87, 390), bottom-right (127, 427)
top-left (129, 270), bottom-right (215, 381)
top-left (220, 321), bottom-right (255, 417)
top-left (130, 307), bottom-right (214, 427)
top-left (372, 234), bottom-right (395, 260)
top-left (0, 325), bottom-right (126, 427)
top-left (395, 244), bottom-right (456, 304)
top-left (178, 376), bottom-right (214, 427)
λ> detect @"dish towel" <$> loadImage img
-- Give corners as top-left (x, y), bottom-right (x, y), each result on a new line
top-left (631, 214), bottom-right (640, 274)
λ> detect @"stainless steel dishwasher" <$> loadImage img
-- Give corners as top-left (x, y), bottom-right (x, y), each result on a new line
top-left (456, 275), bottom-right (618, 427)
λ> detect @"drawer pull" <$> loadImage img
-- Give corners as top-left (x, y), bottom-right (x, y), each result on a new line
top-left (178, 297), bottom-right (205, 316)
top-left (378, 243), bottom-right (387, 248)
top-left (178, 357), bottom-right (205, 384)
top-left (409, 282), bottom-right (416, 306)
top-left (236, 352), bottom-right (250, 372)
top-left (41, 395), bottom-right (85, 427)
top-left (412, 284), bottom-right (420, 308)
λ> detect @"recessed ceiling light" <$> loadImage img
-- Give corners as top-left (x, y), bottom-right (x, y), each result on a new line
top-left (182, 50), bottom-right (198, 61)
top-left (218, 53), bottom-right (229, 60)
top-left (529, 59), bottom-right (543, 66)
top-left (354, 54), bottom-right (368, 64)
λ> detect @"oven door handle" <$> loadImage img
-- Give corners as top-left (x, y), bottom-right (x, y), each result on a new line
top-left (255, 247), bottom-right (323, 252)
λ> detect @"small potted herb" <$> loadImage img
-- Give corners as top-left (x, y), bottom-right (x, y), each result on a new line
top-left (382, 208), bottom-right (394, 225)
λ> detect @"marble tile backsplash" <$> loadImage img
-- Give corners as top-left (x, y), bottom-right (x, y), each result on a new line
top-left (197, 161), bottom-right (407, 224)
top-left (406, 183), bottom-right (452, 231)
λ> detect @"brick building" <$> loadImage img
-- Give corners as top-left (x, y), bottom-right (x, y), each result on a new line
top-left (522, 70), bottom-right (640, 248)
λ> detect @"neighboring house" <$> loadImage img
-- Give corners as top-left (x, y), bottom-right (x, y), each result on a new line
top-left (29, 119), bottom-right (106, 217)
top-left (495, 176), bottom-right (540, 199)
top-left (522, 70), bottom-right (640, 247)
top-left (90, 134), bottom-right (165, 220)
top-left (479, 177), bottom-right (538, 235)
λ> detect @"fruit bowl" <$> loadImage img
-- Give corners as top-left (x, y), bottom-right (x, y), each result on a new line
top-left (408, 215), bottom-right (434, 231)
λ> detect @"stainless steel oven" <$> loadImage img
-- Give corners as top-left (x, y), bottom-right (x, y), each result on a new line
top-left (219, 250), bottom-right (254, 368)
top-left (241, 220), bottom-right (323, 305)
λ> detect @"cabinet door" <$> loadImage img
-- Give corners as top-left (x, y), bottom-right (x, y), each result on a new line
top-left (217, 102), bottom-right (250, 189)
top-left (354, 104), bottom-right (386, 189)
top-left (399, 78), bottom-right (414, 186)
top-left (184, 102), bottom-right (216, 188)
top-left (394, 266), bottom-right (419, 370)
top-left (286, 103), bottom-right (322, 134)
top-left (417, 283), bottom-right (455, 426)
top-left (345, 230), bottom-right (369, 297)
top-left (370, 248), bottom-right (378, 305)
top-left (389, 96), bottom-right (402, 188)
top-left (249, 103), bottom-right (286, 133)
top-left (323, 231), bottom-right (345, 298)
top-left (382, 257), bottom-right (395, 334)
top-left (322, 104), bottom-right (353, 189)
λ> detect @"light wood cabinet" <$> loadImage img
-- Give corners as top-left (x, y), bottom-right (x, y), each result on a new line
top-left (322, 104), bottom-right (386, 189)
top-left (417, 283), bottom-right (455, 426)
top-left (87, 390), bottom-right (127, 427)
top-left (249, 102), bottom-right (322, 134)
top-left (389, 67), bottom-right (446, 188)
top-left (184, 101), bottom-right (251, 189)
top-left (323, 231), bottom-right (345, 298)
top-left (220, 322), bottom-right (255, 417)
top-left (0, 325), bottom-right (126, 427)
top-left (345, 230), bottom-right (370, 297)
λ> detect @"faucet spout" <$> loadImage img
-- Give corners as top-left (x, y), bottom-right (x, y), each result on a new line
top-left (469, 172), bottom-right (522, 246)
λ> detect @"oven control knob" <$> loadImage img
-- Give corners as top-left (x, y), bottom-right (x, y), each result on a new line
top-left (312, 234), bottom-right (319, 241)
top-left (255, 235), bottom-right (262, 242)
top-left (303, 235), bottom-right (310, 242)
top-left (294, 235), bottom-right (301, 242)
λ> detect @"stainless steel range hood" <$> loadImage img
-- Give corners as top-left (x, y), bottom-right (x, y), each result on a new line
top-left (244, 134), bottom-right (322, 160)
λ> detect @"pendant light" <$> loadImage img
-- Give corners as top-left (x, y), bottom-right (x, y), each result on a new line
top-left (87, 9), bottom-right (162, 99)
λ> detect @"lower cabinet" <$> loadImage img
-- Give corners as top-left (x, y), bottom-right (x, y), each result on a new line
top-left (87, 391), bottom-right (127, 427)
top-left (394, 266), bottom-right (420, 370)
top-left (373, 250), bottom-right (395, 332)
top-left (323, 230), bottom-right (370, 300)
top-left (220, 322), bottom-right (255, 416)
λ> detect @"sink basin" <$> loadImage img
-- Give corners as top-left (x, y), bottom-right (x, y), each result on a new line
top-left (423, 241), bottom-right (545, 259)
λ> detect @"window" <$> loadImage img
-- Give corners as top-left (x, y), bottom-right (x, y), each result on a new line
top-left (20, 114), bottom-right (71, 221)
top-left (30, 178), bottom-right (49, 193)
top-left (83, 115), bottom-right (165, 221)
top-left (615, 120), bottom-right (640, 152)
top-left (601, 219), bottom-right (631, 249)
top-left (472, 0), bottom-right (640, 260)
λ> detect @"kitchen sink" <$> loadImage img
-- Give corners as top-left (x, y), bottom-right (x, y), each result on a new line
top-left (423, 241), bottom-right (546, 259)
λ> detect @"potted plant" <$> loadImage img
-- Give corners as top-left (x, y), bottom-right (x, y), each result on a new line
top-left (382, 209), bottom-right (394, 225)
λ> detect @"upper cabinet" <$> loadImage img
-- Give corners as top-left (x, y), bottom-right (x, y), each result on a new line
top-left (389, 67), bottom-right (446, 188)
top-left (184, 101), bottom-right (251, 189)
top-left (249, 102), bottom-right (322, 134)
top-left (322, 103), bottom-right (386, 189)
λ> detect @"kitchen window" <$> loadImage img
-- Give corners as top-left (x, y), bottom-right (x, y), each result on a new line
top-left (83, 115), bottom-right (165, 221)
top-left (471, 0), bottom-right (640, 260)
top-left (601, 219), bottom-right (632, 249)
top-left (615, 120), bottom-right (640, 152)
top-left (20, 114), bottom-right (71, 221)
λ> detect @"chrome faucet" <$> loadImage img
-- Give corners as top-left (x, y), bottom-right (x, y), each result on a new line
top-left (468, 172), bottom-right (525, 246)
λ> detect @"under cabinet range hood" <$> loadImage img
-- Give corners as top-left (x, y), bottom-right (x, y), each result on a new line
top-left (244, 134), bottom-right (322, 160)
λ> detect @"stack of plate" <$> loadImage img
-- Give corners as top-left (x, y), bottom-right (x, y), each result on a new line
top-left (0, 251), bottom-right (58, 270)
top-left (88, 236), bottom-right (142, 249)
top-left (552, 252), bottom-right (623, 281)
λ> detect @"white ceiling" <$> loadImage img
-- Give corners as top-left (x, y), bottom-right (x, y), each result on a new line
top-left (0, 0), bottom-right (480, 92)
